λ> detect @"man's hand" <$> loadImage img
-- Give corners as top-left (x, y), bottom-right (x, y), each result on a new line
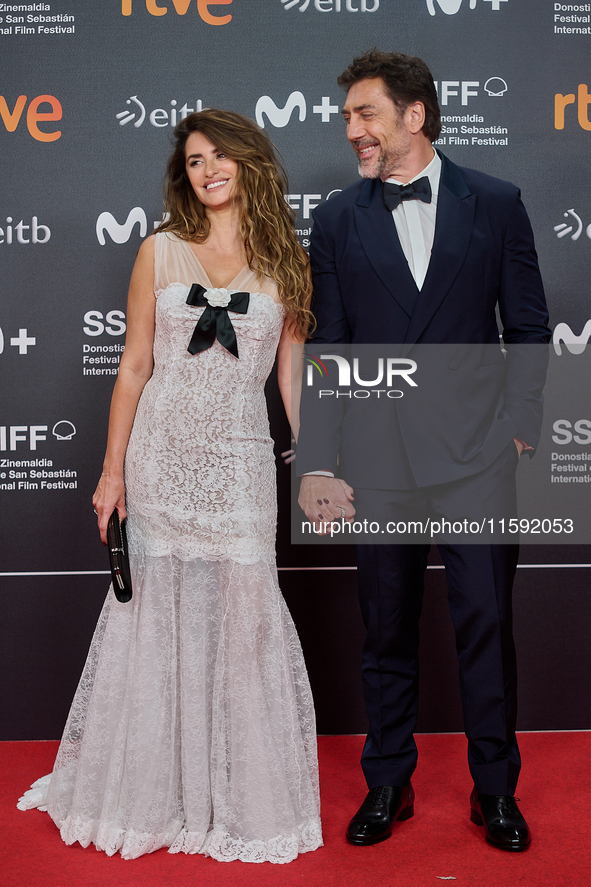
top-left (298, 475), bottom-right (356, 534)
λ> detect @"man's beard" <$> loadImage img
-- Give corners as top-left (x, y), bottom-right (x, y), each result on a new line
top-left (355, 123), bottom-right (410, 180)
top-left (357, 147), bottom-right (394, 180)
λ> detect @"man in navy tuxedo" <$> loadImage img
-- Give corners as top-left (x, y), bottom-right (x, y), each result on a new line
top-left (297, 50), bottom-right (550, 851)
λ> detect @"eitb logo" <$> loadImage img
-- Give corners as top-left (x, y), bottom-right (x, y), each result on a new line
top-left (281, 0), bottom-right (379, 11)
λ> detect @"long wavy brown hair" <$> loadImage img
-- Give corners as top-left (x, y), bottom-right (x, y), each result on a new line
top-left (157, 109), bottom-right (313, 338)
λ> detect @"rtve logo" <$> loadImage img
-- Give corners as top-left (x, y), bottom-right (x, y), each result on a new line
top-left (121, 0), bottom-right (233, 24)
top-left (554, 85), bottom-right (591, 130)
top-left (427, 0), bottom-right (508, 13)
top-left (0, 94), bottom-right (62, 141)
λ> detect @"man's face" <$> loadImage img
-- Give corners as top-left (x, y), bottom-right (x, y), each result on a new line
top-left (342, 78), bottom-right (411, 180)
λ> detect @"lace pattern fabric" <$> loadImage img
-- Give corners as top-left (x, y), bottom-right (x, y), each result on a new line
top-left (18, 232), bottom-right (322, 862)
top-left (125, 279), bottom-right (281, 565)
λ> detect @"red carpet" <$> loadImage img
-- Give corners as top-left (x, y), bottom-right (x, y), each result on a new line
top-left (2, 733), bottom-right (590, 887)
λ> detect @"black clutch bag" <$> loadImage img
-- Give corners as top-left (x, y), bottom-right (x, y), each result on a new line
top-left (106, 510), bottom-right (133, 603)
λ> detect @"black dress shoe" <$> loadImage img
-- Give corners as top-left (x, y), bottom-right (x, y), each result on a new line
top-left (470, 787), bottom-right (531, 851)
top-left (346, 784), bottom-right (414, 845)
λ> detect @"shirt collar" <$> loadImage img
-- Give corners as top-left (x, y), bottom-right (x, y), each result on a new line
top-left (385, 149), bottom-right (441, 201)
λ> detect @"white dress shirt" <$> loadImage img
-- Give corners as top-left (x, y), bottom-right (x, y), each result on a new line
top-left (385, 149), bottom-right (441, 290)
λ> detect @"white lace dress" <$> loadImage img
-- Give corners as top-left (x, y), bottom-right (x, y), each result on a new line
top-left (18, 232), bottom-right (322, 863)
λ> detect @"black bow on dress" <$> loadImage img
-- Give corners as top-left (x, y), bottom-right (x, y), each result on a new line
top-left (383, 176), bottom-right (432, 212)
top-left (186, 284), bottom-right (250, 359)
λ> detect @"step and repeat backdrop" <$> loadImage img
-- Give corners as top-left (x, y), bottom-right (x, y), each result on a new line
top-left (1, 0), bottom-right (590, 738)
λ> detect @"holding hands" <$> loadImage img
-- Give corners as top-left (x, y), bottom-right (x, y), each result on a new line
top-left (298, 475), bottom-right (356, 534)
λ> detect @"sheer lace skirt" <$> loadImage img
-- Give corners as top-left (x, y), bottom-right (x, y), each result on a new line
top-left (20, 551), bottom-right (321, 863)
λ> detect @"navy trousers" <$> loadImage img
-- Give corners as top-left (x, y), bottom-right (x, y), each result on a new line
top-left (355, 443), bottom-right (521, 795)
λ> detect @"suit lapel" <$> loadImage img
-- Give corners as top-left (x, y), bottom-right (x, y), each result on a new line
top-left (353, 178), bottom-right (417, 319)
top-left (403, 153), bottom-right (476, 347)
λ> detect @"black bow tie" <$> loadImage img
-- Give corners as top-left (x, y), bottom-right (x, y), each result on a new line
top-left (186, 284), bottom-right (250, 359)
top-left (383, 177), bottom-right (432, 212)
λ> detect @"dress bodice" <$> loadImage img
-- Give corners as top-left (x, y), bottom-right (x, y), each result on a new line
top-left (124, 232), bottom-right (287, 563)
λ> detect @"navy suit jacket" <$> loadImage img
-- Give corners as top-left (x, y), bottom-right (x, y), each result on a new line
top-left (297, 151), bottom-right (551, 490)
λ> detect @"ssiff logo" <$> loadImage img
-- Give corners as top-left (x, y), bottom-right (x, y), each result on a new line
top-left (121, 0), bottom-right (233, 24)
top-left (434, 77), bottom-right (507, 106)
top-left (53, 421), bottom-right (76, 440)
top-left (427, 0), bottom-right (507, 13)
top-left (0, 422), bottom-right (76, 451)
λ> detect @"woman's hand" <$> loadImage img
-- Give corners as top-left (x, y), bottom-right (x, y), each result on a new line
top-left (298, 475), bottom-right (355, 533)
top-left (277, 322), bottom-right (304, 440)
top-left (90, 237), bottom-right (156, 546)
top-left (92, 472), bottom-right (126, 545)
top-left (281, 438), bottom-right (297, 465)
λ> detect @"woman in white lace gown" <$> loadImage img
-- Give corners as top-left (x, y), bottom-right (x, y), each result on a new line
top-left (18, 110), bottom-right (322, 863)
